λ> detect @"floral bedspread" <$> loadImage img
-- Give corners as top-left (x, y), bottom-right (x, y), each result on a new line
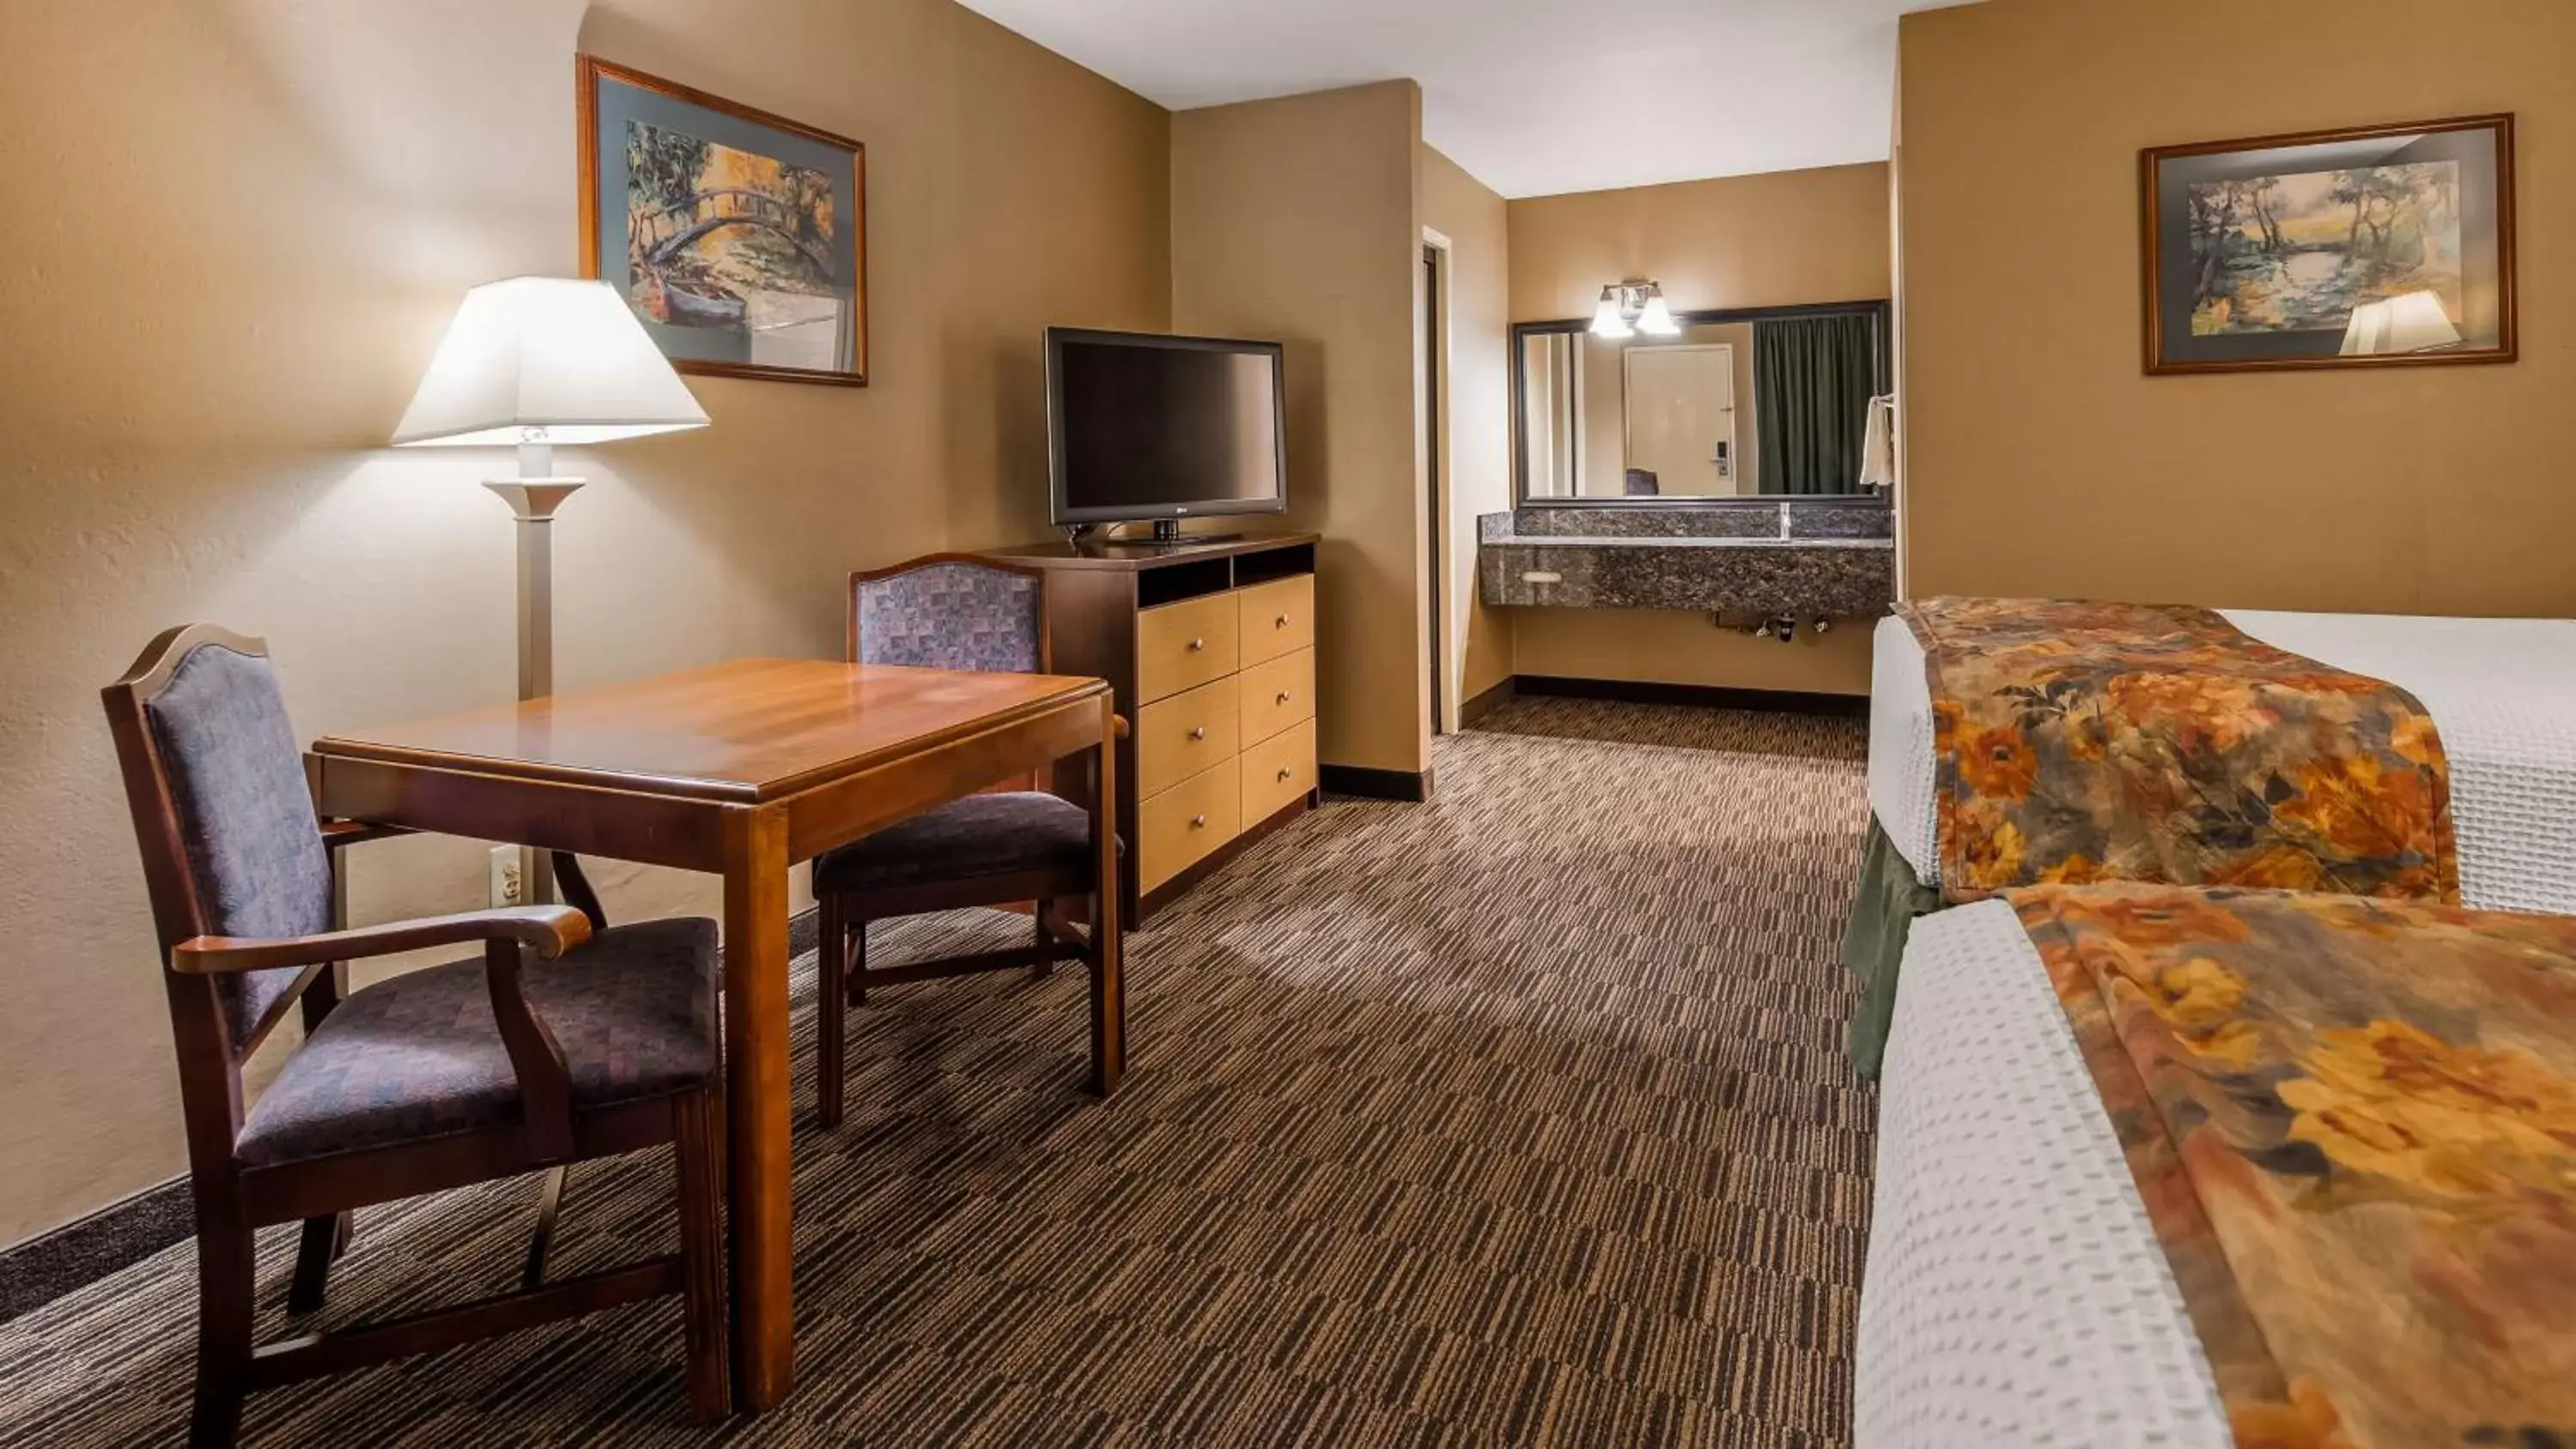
top-left (2014, 883), bottom-right (2576, 1448)
top-left (1903, 597), bottom-right (2458, 904)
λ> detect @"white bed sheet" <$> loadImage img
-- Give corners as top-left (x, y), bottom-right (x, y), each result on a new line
top-left (1856, 900), bottom-right (2230, 1449)
top-left (1868, 609), bottom-right (2576, 913)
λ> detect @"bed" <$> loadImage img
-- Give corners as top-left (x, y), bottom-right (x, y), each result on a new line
top-left (1857, 888), bottom-right (2576, 1447)
top-left (1868, 609), bottom-right (2576, 915)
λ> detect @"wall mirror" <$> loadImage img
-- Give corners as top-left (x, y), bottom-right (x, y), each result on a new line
top-left (1513, 300), bottom-right (1891, 504)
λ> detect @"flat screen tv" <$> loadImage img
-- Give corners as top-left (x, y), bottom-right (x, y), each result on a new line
top-left (1046, 328), bottom-right (1287, 532)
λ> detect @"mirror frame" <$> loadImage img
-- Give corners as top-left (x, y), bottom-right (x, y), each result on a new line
top-left (1510, 298), bottom-right (1893, 506)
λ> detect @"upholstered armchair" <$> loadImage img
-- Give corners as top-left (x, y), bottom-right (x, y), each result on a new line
top-left (100, 625), bottom-right (729, 1445)
top-left (815, 555), bottom-right (1122, 1127)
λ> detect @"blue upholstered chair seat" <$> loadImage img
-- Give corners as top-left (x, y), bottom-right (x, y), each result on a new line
top-left (813, 791), bottom-right (1091, 894)
top-left (236, 918), bottom-right (720, 1167)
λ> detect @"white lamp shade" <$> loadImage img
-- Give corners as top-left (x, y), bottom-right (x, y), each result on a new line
top-left (392, 277), bottom-right (710, 447)
top-left (2339, 289), bottom-right (2464, 357)
top-left (1589, 290), bottom-right (1634, 340)
top-left (1635, 291), bottom-right (1680, 336)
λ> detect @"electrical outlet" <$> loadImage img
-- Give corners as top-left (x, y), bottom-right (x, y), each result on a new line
top-left (489, 845), bottom-right (525, 907)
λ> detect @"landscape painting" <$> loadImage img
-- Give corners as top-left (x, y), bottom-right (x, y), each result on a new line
top-left (2143, 115), bottom-right (2514, 374)
top-left (2186, 162), bottom-right (2459, 336)
top-left (580, 57), bottom-right (868, 386)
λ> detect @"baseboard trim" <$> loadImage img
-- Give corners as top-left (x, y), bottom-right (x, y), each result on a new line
top-left (1319, 763), bottom-right (1435, 803)
top-left (0, 1177), bottom-right (195, 1325)
top-left (1510, 675), bottom-right (1868, 718)
top-left (1456, 676), bottom-right (1516, 727)
top-left (0, 902), bottom-right (827, 1325)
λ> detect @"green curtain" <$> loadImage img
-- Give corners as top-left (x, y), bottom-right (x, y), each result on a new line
top-left (1753, 315), bottom-right (1876, 495)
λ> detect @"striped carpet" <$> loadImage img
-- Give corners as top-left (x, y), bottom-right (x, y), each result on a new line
top-left (0, 697), bottom-right (1876, 1446)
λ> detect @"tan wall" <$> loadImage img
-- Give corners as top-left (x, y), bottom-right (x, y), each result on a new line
top-left (1420, 148), bottom-right (1516, 716)
top-left (1899, 0), bottom-right (2576, 615)
top-left (0, 0), bottom-right (1169, 1246)
top-left (1172, 83), bottom-right (1431, 773)
top-left (1504, 164), bottom-right (1893, 694)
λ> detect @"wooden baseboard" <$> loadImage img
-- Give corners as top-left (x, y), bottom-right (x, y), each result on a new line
top-left (1317, 763), bottom-right (1435, 803)
top-left (1456, 676), bottom-right (1516, 727)
top-left (1510, 675), bottom-right (1868, 718)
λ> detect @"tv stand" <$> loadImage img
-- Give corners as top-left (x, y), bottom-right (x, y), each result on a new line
top-left (985, 531), bottom-right (1321, 925)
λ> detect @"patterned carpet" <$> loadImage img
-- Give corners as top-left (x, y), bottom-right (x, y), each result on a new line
top-left (0, 697), bottom-right (1876, 1447)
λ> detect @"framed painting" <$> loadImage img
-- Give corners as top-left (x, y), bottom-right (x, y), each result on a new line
top-left (578, 55), bottom-right (867, 386)
top-left (2142, 114), bottom-right (2514, 375)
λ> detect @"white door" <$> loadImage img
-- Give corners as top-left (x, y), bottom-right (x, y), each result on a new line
top-left (1622, 344), bottom-right (1737, 496)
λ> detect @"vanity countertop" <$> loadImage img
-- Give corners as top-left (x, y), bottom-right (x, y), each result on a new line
top-left (1476, 505), bottom-right (1895, 617)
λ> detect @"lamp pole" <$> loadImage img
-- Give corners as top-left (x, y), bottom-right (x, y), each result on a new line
top-left (483, 431), bottom-right (585, 905)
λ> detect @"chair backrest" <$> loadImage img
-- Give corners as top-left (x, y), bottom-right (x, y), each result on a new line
top-left (1623, 468), bottom-right (1662, 496)
top-left (101, 626), bottom-right (333, 1060)
top-left (848, 554), bottom-right (1048, 675)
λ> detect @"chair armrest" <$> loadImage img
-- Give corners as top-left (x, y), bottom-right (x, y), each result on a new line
top-left (1113, 713), bottom-right (1130, 742)
top-left (171, 905), bottom-right (592, 975)
top-left (318, 818), bottom-right (412, 850)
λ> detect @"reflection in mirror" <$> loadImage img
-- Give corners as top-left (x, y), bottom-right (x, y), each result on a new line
top-left (1517, 303), bottom-right (1889, 501)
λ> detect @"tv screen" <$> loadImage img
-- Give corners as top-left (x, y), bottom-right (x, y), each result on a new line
top-left (1048, 329), bottom-right (1286, 525)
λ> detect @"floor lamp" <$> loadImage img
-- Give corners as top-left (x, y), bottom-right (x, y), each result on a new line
top-left (390, 276), bottom-right (710, 901)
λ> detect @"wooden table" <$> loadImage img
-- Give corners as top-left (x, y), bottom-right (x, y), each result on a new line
top-left (307, 658), bottom-right (1121, 1413)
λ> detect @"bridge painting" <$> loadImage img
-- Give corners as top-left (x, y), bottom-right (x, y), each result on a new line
top-left (623, 120), bottom-right (848, 369)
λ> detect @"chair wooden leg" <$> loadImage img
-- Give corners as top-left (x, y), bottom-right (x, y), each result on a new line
top-left (671, 1090), bottom-right (731, 1421)
top-left (848, 917), bottom-right (869, 1007)
top-left (521, 1166), bottom-right (569, 1290)
top-left (285, 1210), bottom-right (351, 1316)
top-left (817, 894), bottom-right (847, 1131)
top-left (190, 1210), bottom-right (255, 1449)
top-left (1031, 899), bottom-right (1055, 979)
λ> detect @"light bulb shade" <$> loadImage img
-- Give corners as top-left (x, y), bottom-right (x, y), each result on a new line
top-left (392, 277), bottom-right (710, 447)
top-left (1589, 290), bottom-right (1634, 339)
top-left (2340, 289), bottom-right (2464, 357)
top-left (1634, 291), bottom-right (1680, 336)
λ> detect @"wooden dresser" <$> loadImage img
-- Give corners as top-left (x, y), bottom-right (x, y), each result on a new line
top-left (985, 533), bottom-right (1321, 925)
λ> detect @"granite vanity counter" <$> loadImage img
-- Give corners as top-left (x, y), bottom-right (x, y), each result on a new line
top-left (1477, 504), bottom-right (1895, 617)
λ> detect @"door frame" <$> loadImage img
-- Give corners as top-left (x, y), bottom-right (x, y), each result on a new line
top-left (1420, 229), bottom-right (1455, 736)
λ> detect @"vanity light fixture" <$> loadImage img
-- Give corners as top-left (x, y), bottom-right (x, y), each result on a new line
top-left (1590, 281), bottom-right (1681, 339)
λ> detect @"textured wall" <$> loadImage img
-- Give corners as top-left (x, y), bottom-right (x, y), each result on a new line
top-left (0, 0), bottom-right (1169, 1245)
top-left (1419, 147), bottom-right (1516, 716)
top-left (1504, 165), bottom-right (1893, 695)
top-left (1899, 0), bottom-right (2575, 614)
top-left (1171, 82), bottom-right (1431, 775)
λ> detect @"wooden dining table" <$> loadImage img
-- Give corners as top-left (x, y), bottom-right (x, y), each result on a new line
top-left (305, 657), bottom-right (1121, 1413)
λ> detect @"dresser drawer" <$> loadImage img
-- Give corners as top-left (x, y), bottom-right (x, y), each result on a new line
top-left (1240, 717), bottom-right (1316, 825)
top-left (1236, 574), bottom-right (1315, 667)
top-left (1236, 646), bottom-right (1315, 747)
top-left (1139, 756), bottom-right (1241, 893)
top-left (1134, 676), bottom-right (1240, 798)
top-left (1135, 592), bottom-right (1240, 705)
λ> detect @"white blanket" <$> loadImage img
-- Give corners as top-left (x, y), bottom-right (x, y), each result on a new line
top-left (1868, 609), bottom-right (2576, 913)
top-left (1856, 900), bottom-right (2230, 1449)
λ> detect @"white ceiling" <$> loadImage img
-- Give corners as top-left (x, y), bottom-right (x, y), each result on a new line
top-left (952, 0), bottom-right (1978, 198)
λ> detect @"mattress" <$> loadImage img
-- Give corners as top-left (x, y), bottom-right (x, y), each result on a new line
top-left (1868, 609), bottom-right (2576, 912)
top-left (1855, 900), bottom-right (2230, 1449)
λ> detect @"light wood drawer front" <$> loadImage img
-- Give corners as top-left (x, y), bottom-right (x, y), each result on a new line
top-left (1135, 593), bottom-right (1240, 705)
top-left (1139, 757), bottom-right (1241, 893)
top-left (1241, 717), bottom-right (1317, 825)
top-left (1236, 646), bottom-right (1315, 747)
top-left (1135, 678), bottom-right (1241, 798)
top-left (1236, 574), bottom-right (1315, 667)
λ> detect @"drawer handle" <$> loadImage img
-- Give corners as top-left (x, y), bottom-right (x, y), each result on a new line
top-left (1187, 637), bottom-right (1206, 652)
top-left (1189, 726), bottom-right (1207, 741)
top-left (1189, 813), bottom-right (1207, 829)
top-left (1276, 691), bottom-right (1291, 705)
top-left (1276, 767), bottom-right (1292, 782)
top-left (1274, 615), bottom-right (1291, 628)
